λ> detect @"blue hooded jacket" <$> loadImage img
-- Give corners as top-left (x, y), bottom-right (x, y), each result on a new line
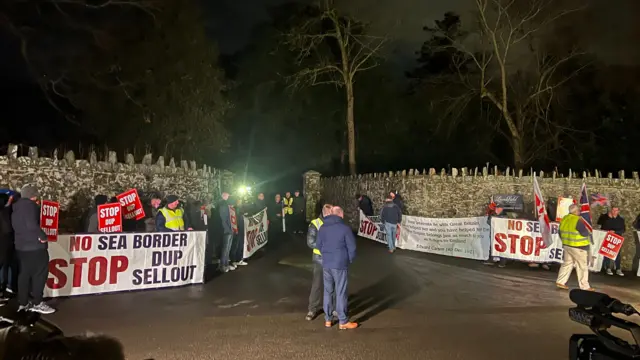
top-left (316, 215), bottom-right (356, 270)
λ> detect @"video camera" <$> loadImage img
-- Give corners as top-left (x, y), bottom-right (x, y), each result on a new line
top-left (569, 289), bottom-right (640, 359)
top-left (0, 305), bottom-right (126, 360)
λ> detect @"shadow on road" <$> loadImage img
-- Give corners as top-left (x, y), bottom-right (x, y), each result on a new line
top-left (349, 269), bottom-right (419, 323)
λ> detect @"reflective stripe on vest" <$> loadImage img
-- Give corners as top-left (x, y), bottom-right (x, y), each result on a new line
top-left (283, 198), bottom-right (293, 215)
top-left (311, 218), bottom-right (323, 255)
top-left (159, 207), bottom-right (185, 231)
top-left (559, 214), bottom-right (590, 247)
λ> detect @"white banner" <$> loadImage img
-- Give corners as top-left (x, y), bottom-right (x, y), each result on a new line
top-left (243, 208), bottom-right (269, 259)
top-left (400, 216), bottom-right (491, 260)
top-left (357, 210), bottom-right (388, 244)
top-left (46, 231), bottom-right (206, 297)
top-left (490, 218), bottom-right (605, 269)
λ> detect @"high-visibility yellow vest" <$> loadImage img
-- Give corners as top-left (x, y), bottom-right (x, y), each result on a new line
top-left (283, 198), bottom-right (293, 215)
top-left (559, 214), bottom-right (590, 247)
top-left (159, 207), bottom-right (185, 231)
top-left (311, 218), bottom-right (323, 255)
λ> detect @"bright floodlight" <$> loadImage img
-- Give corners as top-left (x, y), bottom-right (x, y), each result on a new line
top-left (238, 186), bottom-right (246, 194)
top-left (246, 186), bottom-right (252, 192)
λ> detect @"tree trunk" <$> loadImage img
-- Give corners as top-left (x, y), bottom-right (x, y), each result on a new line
top-left (346, 82), bottom-right (356, 175)
top-left (512, 134), bottom-right (525, 170)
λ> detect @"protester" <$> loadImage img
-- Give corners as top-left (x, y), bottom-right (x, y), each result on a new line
top-left (355, 194), bottom-right (373, 216)
top-left (254, 192), bottom-right (266, 214)
top-left (144, 193), bottom-right (163, 232)
top-left (268, 194), bottom-right (284, 241)
top-left (380, 195), bottom-right (402, 253)
top-left (156, 195), bottom-right (191, 232)
top-left (305, 203), bottom-right (333, 321)
top-left (12, 185), bottom-right (55, 314)
top-left (85, 195), bottom-right (108, 233)
top-left (231, 199), bottom-right (248, 267)
top-left (0, 194), bottom-right (13, 301)
top-left (218, 192), bottom-right (236, 273)
top-left (597, 206), bottom-right (625, 276)
top-left (316, 206), bottom-right (358, 330)
top-left (483, 202), bottom-right (508, 268)
top-left (292, 190), bottom-right (305, 234)
top-left (556, 204), bottom-right (594, 291)
top-left (283, 192), bottom-right (294, 232)
top-left (389, 190), bottom-right (405, 213)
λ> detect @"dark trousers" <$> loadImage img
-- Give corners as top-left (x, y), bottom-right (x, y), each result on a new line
top-left (220, 234), bottom-right (234, 267)
top-left (323, 268), bottom-right (349, 324)
top-left (231, 234), bottom-right (244, 262)
top-left (17, 249), bottom-right (49, 306)
top-left (308, 262), bottom-right (323, 313)
top-left (604, 254), bottom-right (622, 270)
top-left (0, 239), bottom-right (15, 291)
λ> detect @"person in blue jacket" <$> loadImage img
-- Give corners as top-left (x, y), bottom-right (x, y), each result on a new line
top-left (316, 206), bottom-right (358, 330)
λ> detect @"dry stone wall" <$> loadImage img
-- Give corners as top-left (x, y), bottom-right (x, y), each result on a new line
top-left (0, 144), bottom-right (234, 232)
top-left (304, 167), bottom-right (640, 270)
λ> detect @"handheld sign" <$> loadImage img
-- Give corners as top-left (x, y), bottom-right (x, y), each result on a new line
top-left (116, 189), bottom-right (145, 221)
top-left (40, 200), bottom-right (60, 241)
top-left (98, 203), bottom-right (123, 233)
top-left (229, 205), bottom-right (238, 234)
top-left (598, 232), bottom-right (624, 260)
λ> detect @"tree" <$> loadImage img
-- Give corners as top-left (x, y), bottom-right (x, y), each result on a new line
top-left (1, 0), bottom-right (230, 161)
top-left (428, 0), bottom-right (586, 169)
top-left (284, 0), bottom-right (386, 175)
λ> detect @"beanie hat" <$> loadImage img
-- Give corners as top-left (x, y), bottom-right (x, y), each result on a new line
top-left (94, 195), bottom-right (109, 206)
top-left (166, 195), bottom-right (179, 204)
top-left (21, 184), bottom-right (39, 199)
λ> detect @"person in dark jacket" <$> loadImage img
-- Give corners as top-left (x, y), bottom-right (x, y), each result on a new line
top-left (316, 206), bottom-right (358, 330)
top-left (305, 203), bottom-right (335, 321)
top-left (355, 194), bottom-right (374, 216)
top-left (143, 193), bottom-right (163, 232)
top-left (12, 185), bottom-right (55, 314)
top-left (597, 206), bottom-right (626, 276)
top-left (292, 190), bottom-right (306, 234)
top-left (85, 195), bottom-right (108, 233)
top-left (380, 196), bottom-right (402, 253)
top-left (218, 192), bottom-right (236, 273)
top-left (390, 190), bottom-right (404, 213)
top-left (231, 198), bottom-right (249, 267)
top-left (484, 203), bottom-right (508, 268)
top-left (253, 192), bottom-right (267, 214)
top-left (0, 194), bottom-right (14, 301)
top-left (268, 194), bottom-right (284, 242)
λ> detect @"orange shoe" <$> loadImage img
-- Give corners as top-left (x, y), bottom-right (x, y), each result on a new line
top-left (556, 283), bottom-right (568, 290)
top-left (324, 321), bottom-right (333, 328)
top-left (339, 322), bottom-right (358, 330)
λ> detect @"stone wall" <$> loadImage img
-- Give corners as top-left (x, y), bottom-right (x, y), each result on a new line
top-left (304, 167), bottom-right (640, 270)
top-left (0, 144), bottom-right (234, 232)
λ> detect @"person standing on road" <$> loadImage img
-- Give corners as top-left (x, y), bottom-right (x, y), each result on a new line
top-left (293, 190), bottom-right (305, 234)
top-left (556, 204), bottom-right (595, 291)
top-left (484, 203), bottom-right (508, 268)
top-left (305, 203), bottom-right (334, 321)
top-left (316, 206), bottom-right (358, 330)
top-left (380, 195), bottom-right (402, 253)
top-left (355, 194), bottom-right (373, 216)
top-left (268, 194), bottom-right (284, 243)
top-left (0, 194), bottom-right (14, 302)
top-left (597, 206), bottom-right (625, 276)
top-left (12, 185), bottom-right (55, 314)
top-left (218, 192), bottom-right (236, 273)
top-left (283, 192), bottom-right (294, 233)
top-left (231, 198), bottom-right (249, 268)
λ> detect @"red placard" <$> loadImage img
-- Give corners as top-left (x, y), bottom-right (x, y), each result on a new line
top-left (598, 232), bottom-right (624, 260)
top-left (116, 189), bottom-right (145, 221)
top-left (40, 200), bottom-right (59, 241)
top-left (98, 203), bottom-right (123, 233)
top-left (229, 205), bottom-right (238, 234)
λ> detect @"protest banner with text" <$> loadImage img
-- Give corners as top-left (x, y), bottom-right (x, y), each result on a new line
top-left (98, 203), bottom-right (122, 233)
top-left (116, 189), bottom-right (145, 221)
top-left (491, 217), bottom-right (606, 269)
top-left (400, 216), bottom-right (491, 260)
top-left (243, 208), bottom-right (268, 259)
top-left (40, 200), bottom-right (59, 241)
top-left (357, 211), bottom-right (401, 245)
top-left (45, 231), bottom-right (206, 297)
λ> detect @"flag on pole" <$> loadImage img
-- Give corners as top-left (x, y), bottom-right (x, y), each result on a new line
top-left (533, 176), bottom-right (553, 247)
top-left (579, 182), bottom-right (593, 233)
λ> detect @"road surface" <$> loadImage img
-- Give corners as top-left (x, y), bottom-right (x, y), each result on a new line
top-left (42, 235), bottom-right (640, 360)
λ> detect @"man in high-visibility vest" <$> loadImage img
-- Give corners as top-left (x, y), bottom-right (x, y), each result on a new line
top-left (156, 195), bottom-right (192, 232)
top-left (283, 191), bottom-right (294, 233)
top-left (305, 203), bottom-right (334, 321)
top-left (556, 204), bottom-right (595, 291)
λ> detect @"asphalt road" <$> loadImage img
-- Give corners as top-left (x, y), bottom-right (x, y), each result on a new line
top-left (40, 234), bottom-right (640, 360)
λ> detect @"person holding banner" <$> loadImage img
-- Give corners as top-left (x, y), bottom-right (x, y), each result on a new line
top-left (556, 204), bottom-right (595, 291)
top-left (11, 185), bottom-right (55, 314)
top-left (218, 192), bottom-right (237, 273)
top-left (156, 195), bottom-right (191, 232)
top-left (85, 195), bottom-right (108, 233)
top-left (231, 199), bottom-right (249, 267)
top-left (597, 207), bottom-right (625, 276)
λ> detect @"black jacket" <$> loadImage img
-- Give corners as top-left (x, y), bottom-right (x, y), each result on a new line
top-left (12, 198), bottom-right (48, 251)
top-left (0, 206), bottom-right (12, 236)
top-left (218, 200), bottom-right (233, 234)
top-left (292, 196), bottom-right (305, 214)
top-left (380, 201), bottom-right (402, 225)
top-left (307, 217), bottom-right (324, 264)
top-left (358, 195), bottom-right (374, 216)
top-left (268, 201), bottom-right (283, 221)
top-left (253, 199), bottom-right (267, 215)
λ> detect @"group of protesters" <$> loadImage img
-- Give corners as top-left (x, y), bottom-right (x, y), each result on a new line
top-left (356, 191), bottom-right (404, 253)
